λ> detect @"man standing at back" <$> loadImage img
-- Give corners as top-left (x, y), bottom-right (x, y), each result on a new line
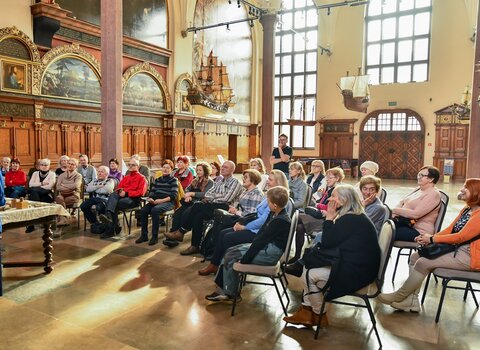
top-left (270, 134), bottom-right (292, 177)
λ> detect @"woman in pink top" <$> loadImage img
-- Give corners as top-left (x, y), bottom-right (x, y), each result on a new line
top-left (393, 166), bottom-right (441, 241)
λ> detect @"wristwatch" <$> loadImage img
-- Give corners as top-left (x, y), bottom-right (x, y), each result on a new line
top-left (429, 236), bottom-right (434, 244)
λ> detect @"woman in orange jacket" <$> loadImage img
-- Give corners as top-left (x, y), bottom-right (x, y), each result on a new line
top-left (378, 178), bottom-right (480, 312)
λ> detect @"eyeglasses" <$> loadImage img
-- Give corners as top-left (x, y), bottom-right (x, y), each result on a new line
top-left (128, 163), bottom-right (138, 167)
top-left (417, 173), bottom-right (429, 179)
top-left (40, 163), bottom-right (48, 166)
top-left (67, 163), bottom-right (76, 166)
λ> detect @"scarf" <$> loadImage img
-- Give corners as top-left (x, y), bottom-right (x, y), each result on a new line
top-left (39, 170), bottom-right (49, 182)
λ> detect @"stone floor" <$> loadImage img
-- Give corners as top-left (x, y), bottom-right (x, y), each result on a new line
top-left (0, 179), bottom-right (478, 350)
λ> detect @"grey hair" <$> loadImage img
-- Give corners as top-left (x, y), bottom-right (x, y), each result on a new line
top-left (98, 165), bottom-right (110, 174)
top-left (2, 156), bottom-right (11, 162)
top-left (334, 184), bottom-right (365, 218)
top-left (130, 158), bottom-right (140, 166)
top-left (41, 158), bottom-right (51, 166)
top-left (58, 155), bottom-right (70, 166)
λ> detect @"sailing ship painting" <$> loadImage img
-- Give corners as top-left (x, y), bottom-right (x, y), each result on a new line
top-left (187, 50), bottom-right (235, 113)
top-left (339, 70), bottom-right (370, 113)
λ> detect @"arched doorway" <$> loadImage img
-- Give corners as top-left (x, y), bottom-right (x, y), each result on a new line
top-left (359, 109), bottom-right (425, 179)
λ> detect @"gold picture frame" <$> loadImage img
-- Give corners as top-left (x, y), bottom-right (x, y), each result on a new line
top-left (1, 60), bottom-right (27, 93)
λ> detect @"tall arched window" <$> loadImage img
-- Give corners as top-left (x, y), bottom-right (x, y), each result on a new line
top-left (274, 0), bottom-right (317, 149)
top-left (365, 0), bottom-right (432, 84)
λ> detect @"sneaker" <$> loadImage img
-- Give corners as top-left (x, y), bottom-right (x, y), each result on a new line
top-left (205, 292), bottom-right (241, 303)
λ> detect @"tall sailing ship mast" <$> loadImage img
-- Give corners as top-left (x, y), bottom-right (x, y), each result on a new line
top-left (187, 50), bottom-right (235, 113)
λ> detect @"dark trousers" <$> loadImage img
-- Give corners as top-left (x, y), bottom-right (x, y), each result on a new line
top-left (395, 225), bottom-right (420, 242)
top-left (105, 192), bottom-right (140, 228)
top-left (210, 227), bottom-right (256, 266)
top-left (170, 200), bottom-right (193, 232)
top-left (81, 197), bottom-right (107, 223)
top-left (140, 202), bottom-right (174, 238)
top-left (5, 186), bottom-right (26, 199)
top-left (189, 202), bottom-right (229, 248)
top-left (28, 187), bottom-right (53, 203)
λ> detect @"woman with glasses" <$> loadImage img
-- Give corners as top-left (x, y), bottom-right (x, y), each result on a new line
top-left (307, 160), bottom-right (326, 196)
top-left (392, 166), bottom-right (441, 242)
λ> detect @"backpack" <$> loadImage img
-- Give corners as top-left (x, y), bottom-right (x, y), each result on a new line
top-left (174, 178), bottom-right (185, 210)
top-left (199, 220), bottom-right (215, 261)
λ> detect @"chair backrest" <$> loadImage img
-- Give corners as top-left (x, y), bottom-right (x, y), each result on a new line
top-left (434, 190), bottom-right (449, 233)
top-left (287, 197), bottom-right (296, 218)
top-left (379, 187), bottom-right (387, 203)
top-left (376, 219), bottom-right (396, 291)
top-left (280, 210), bottom-right (299, 265)
top-left (383, 203), bottom-right (392, 222)
top-left (304, 184), bottom-right (313, 208)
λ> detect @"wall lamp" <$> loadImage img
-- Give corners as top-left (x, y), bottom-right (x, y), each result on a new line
top-left (318, 0), bottom-right (369, 15)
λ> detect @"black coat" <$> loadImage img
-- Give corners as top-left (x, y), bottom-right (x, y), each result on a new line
top-left (321, 213), bottom-right (381, 300)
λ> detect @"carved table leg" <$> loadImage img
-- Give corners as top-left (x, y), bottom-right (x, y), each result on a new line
top-left (42, 221), bottom-right (54, 274)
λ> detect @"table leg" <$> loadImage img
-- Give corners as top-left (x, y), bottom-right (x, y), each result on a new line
top-left (42, 222), bottom-right (54, 274)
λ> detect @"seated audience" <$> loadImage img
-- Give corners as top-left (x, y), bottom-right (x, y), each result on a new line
top-left (283, 184), bottom-right (380, 327)
top-left (127, 154), bottom-right (150, 180)
top-left (55, 155), bottom-right (69, 177)
top-left (307, 160), bottom-right (326, 196)
top-left (80, 165), bottom-right (115, 234)
top-left (198, 169), bottom-right (289, 276)
top-left (5, 158), bottom-right (27, 198)
top-left (249, 158), bottom-right (269, 191)
top-left (164, 162), bottom-right (214, 247)
top-left (77, 154), bottom-right (97, 186)
top-left (136, 160), bottom-right (179, 246)
top-left (1, 156), bottom-right (11, 177)
top-left (288, 167), bottom-right (344, 264)
top-left (378, 178), bottom-right (480, 312)
top-left (173, 155), bottom-right (194, 190)
top-left (359, 175), bottom-right (387, 234)
top-left (165, 160), bottom-right (242, 255)
top-left (28, 158), bottom-right (56, 204)
top-left (99, 158), bottom-right (148, 239)
top-left (205, 186), bottom-right (291, 302)
top-left (210, 161), bottom-right (223, 183)
top-left (288, 161), bottom-right (308, 209)
top-left (393, 166), bottom-right (441, 242)
top-left (109, 158), bottom-right (123, 183)
top-left (55, 157), bottom-right (82, 208)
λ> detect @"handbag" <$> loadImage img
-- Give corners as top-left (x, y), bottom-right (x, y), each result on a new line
top-left (304, 206), bottom-right (324, 220)
top-left (213, 208), bottom-right (239, 226)
top-left (393, 216), bottom-right (416, 228)
top-left (417, 243), bottom-right (456, 259)
top-left (236, 212), bottom-right (258, 225)
top-left (303, 243), bottom-right (340, 270)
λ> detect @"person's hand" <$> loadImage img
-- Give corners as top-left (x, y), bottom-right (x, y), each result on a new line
top-left (325, 198), bottom-right (339, 220)
top-left (320, 210), bottom-right (327, 217)
top-left (415, 234), bottom-right (433, 246)
top-left (184, 196), bottom-right (192, 203)
top-left (233, 223), bottom-right (245, 231)
top-left (362, 193), bottom-right (376, 207)
top-left (119, 189), bottom-right (126, 197)
top-left (228, 206), bottom-right (237, 214)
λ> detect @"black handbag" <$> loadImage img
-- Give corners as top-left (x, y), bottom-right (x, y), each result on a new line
top-left (417, 243), bottom-right (456, 259)
top-left (304, 206), bottom-right (324, 220)
top-left (393, 216), bottom-right (416, 228)
top-left (303, 243), bottom-right (340, 270)
top-left (236, 212), bottom-right (258, 225)
top-left (213, 208), bottom-right (239, 226)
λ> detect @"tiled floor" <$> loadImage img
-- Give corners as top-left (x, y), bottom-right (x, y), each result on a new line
top-left (0, 179), bottom-right (478, 350)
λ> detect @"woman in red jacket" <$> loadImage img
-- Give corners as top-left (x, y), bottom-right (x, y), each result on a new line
top-left (378, 178), bottom-right (480, 312)
top-left (5, 158), bottom-right (27, 198)
top-left (172, 155), bottom-right (194, 190)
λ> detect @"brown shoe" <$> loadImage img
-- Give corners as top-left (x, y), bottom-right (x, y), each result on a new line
top-left (180, 246), bottom-right (200, 256)
top-left (198, 263), bottom-right (218, 276)
top-left (312, 311), bottom-right (329, 328)
top-left (164, 230), bottom-right (184, 242)
top-left (283, 305), bottom-right (315, 327)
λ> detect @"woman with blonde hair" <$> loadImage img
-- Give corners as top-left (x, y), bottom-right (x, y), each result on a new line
top-left (249, 158), bottom-right (269, 191)
top-left (288, 161), bottom-right (307, 209)
top-left (284, 184), bottom-right (380, 327)
top-left (55, 155), bottom-right (70, 177)
top-left (307, 160), bottom-right (326, 194)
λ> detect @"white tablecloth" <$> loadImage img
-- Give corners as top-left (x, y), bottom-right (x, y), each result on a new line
top-left (0, 199), bottom-right (70, 226)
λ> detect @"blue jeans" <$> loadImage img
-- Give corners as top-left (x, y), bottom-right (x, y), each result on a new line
top-left (81, 197), bottom-right (107, 223)
top-left (140, 202), bottom-right (174, 237)
top-left (215, 242), bottom-right (283, 296)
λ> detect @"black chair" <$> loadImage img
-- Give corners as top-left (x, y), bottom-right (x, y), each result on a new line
top-left (379, 187), bottom-right (387, 203)
top-left (391, 190), bottom-right (449, 283)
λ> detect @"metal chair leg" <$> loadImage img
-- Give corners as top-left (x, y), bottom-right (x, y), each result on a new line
top-left (364, 297), bottom-right (382, 348)
top-left (421, 272), bottom-right (431, 305)
top-left (435, 278), bottom-right (449, 323)
top-left (391, 248), bottom-right (403, 283)
top-left (272, 277), bottom-right (288, 316)
top-left (314, 298), bottom-right (328, 339)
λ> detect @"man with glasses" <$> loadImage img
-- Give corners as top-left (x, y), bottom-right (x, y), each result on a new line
top-left (99, 158), bottom-right (148, 239)
top-left (126, 154), bottom-right (150, 180)
top-left (269, 134), bottom-right (292, 177)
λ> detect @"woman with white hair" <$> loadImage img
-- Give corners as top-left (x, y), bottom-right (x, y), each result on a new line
top-left (55, 155), bottom-right (70, 177)
top-left (81, 165), bottom-right (115, 234)
top-left (284, 184), bottom-right (380, 328)
top-left (249, 158), bottom-right (269, 191)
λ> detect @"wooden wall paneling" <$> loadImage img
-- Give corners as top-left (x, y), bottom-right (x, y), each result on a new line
top-left (149, 128), bottom-right (163, 169)
top-left (248, 124), bottom-right (259, 159)
top-left (0, 119), bottom-right (14, 158)
top-left (13, 120), bottom-right (36, 166)
top-left (454, 126), bottom-right (468, 155)
top-left (174, 129), bottom-right (184, 156)
top-left (133, 127), bottom-right (149, 165)
top-left (43, 122), bottom-right (62, 164)
top-left (194, 131), bottom-right (205, 161)
top-left (185, 130), bottom-right (194, 156)
top-left (123, 127), bottom-right (132, 159)
top-left (88, 125), bottom-right (103, 165)
top-left (237, 135), bottom-right (249, 164)
top-left (66, 124), bottom-right (86, 159)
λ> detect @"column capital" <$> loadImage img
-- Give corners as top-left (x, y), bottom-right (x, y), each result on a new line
top-left (259, 13), bottom-right (278, 32)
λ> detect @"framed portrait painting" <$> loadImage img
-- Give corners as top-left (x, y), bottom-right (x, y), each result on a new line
top-left (1, 60), bottom-right (27, 93)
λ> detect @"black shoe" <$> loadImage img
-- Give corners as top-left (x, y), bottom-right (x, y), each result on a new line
top-left (159, 218), bottom-right (166, 227)
top-left (287, 257), bottom-right (299, 265)
top-left (90, 223), bottom-right (105, 234)
top-left (162, 239), bottom-right (180, 248)
top-left (25, 225), bottom-right (35, 233)
top-left (148, 236), bottom-right (158, 246)
top-left (135, 235), bottom-right (149, 244)
top-left (115, 226), bottom-right (122, 235)
top-left (285, 261), bottom-right (304, 277)
top-left (100, 228), bottom-right (115, 239)
top-left (99, 213), bottom-right (113, 226)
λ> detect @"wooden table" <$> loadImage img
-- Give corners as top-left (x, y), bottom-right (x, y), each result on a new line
top-left (0, 199), bottom-right (70, 295)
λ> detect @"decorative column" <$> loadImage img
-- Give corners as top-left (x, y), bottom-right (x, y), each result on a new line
top-left (259, 14), bottom-right (277, 170)
top-left (467, 4), bottom-right (480, 177)
top-left (101, 0), bottom-right (123, 165)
